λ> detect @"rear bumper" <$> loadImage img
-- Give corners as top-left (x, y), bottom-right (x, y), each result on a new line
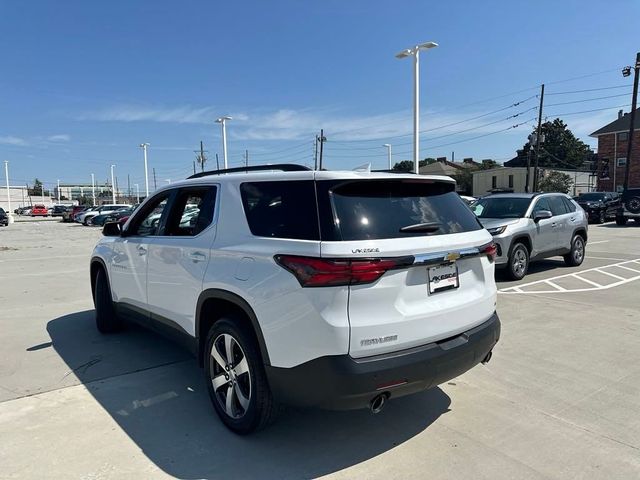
top-left (266, 312), bottom-right (500, 410)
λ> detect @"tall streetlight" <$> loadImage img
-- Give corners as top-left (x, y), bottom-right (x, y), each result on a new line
top-left (396, 41), bottom-right (438, 174)
top-left (383, 144), bottom-right (392, 170)
top-left (57, 179), bottom-right (60, 202)
top-left (139, 143), bottom-right (150, 198)
top-left (134, 183), bottom-right (140, 204)
top-left (110, 165), bottom-right (116, 204)
top-left (4, 160), bottom-right (13, 224)
top-left (216, 116), bottom-right (232, 169)
top-left (91, 173), bottom-right (96, 206)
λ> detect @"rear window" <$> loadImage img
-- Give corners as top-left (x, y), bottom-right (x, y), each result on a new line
top-left (240, 181), bottom-right (320, 240)
top-left (317, 180), bottom-right (482, 241)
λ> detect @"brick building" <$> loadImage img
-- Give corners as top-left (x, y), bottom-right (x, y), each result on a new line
top-left (590, 109), bottom-right (640, 192)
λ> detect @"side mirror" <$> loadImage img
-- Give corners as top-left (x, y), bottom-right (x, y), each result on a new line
top-left (533, 210), bottom-right (552, 222)
top-left (102, 221), bottom-right (122, 237)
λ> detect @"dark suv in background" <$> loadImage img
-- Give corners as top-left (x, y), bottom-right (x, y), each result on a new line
top-left (0, 207), bottom-right (8, 227)
top-left (574, 192), bottom-right (620, 224)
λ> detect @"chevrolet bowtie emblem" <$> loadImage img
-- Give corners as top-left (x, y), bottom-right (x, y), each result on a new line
top-left (445, 252), bottom-right (461, 262)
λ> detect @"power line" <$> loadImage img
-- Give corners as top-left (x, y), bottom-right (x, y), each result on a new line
top-left (546, 84), bottom-right (631, 96)
top-left (547, 103), bottom-right (631, 117)
top-left (545, 92), bottom-right (630, 107)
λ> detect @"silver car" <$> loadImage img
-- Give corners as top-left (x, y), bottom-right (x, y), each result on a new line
top-left (472, 193), bottom-right (588, 280)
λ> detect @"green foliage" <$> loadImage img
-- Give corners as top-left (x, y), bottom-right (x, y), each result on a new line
top-left (538, 170), bottom-right (573, 193)
top-left (519, 119), bottom-right (594, 169)
top-left (392, 158), bottom-right (437, 172)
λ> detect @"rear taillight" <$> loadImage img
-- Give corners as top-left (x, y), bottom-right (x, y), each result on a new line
top-left (481, 242), bottom-right (498, 262)
top-left (274, 255), bottom-right (413, 287)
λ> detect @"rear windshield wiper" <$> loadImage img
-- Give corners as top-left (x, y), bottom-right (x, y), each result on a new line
top-left (399, 222), bottom-right (441, 233)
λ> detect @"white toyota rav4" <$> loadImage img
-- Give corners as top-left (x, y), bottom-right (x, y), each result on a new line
top-left (90, 164), bottom-right (500, 434)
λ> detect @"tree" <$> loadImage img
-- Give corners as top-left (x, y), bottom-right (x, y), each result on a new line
top-left (392, 158), bottom-right (436, 172)
top-left (538, 170), bottom-right (572, 193)
top-left (511, 119), bottom-right (594, 169)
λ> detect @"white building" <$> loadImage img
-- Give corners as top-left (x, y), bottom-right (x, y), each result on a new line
top-left (0, 186), bottom-right (54, 211)
top-left (472, 167), bottom-right (595, 197)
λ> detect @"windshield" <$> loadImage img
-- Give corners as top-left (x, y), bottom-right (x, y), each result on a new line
top-left (472, 197), bottom-right (532, 219)
top-left (576, 193), bottom-right (604, 201)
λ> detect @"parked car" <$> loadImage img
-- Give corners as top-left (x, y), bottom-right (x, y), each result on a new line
top-left (31, 204), bottom-right (49, 217)
top-left (573, 192), bottom-right (620, 224)
top-left (64, 205), bottom-right (88, 223)
top-left (616, 187), bottom-right (640, 225)
top-left (472, 193), bottom-right (588, 280)
top-left (91, 207), bottom-right (134, 227)
top-left (91, 165), bottom-right (500, 434)
top-left (0, 207), bottom-right (8, 226)
top-left (77, 204), bottom-right (130, 225)
top-left (51, 205), bottom-right (69, 217)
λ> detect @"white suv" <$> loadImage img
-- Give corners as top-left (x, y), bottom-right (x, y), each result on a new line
top-left (90, 165), bottom-right (500, 434)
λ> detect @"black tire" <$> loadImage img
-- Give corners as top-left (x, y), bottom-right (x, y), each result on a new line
top-left (507, 242), bottom-right (529, 280)
top-left (204, 317), bottom-right (277, 434)
top-left (564, 234), bottom-right (585, 267)
top-left (94, 268), bottom-right (123, 333)
top-left (626, 196), bottom-right (640, 214)
top-left (616, 216), bottom-right (628, 226)
top-left (596, 209), bottom-right (606, 224)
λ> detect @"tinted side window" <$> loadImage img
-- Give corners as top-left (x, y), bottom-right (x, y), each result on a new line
top-left (532, 197), bottom-right (551, 214)
top-left (129, 193), bottom-right (171, 237)
top-left (165, 186), bottom-right (217, 236)
top-left (548, 196), bottom-right (569, 216)
top-left (562, 197), bottom-right (576, 212)
top-left (240, 181), bottom-right (319, 240)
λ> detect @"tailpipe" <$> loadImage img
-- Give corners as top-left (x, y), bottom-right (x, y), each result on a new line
top-left (370, 393), bottom-right (389, 414)
top-left (481, 350), bottom-right (493, 364)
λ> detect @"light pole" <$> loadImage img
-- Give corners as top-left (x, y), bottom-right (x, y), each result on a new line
top-left (42, 181), bottom-right (46, 204)
top-left (216, 116), bottom-right (232, 169)
top-left (396, 41), bottom-right (438, 174)
top-left (57, 179), bottom-right (60, 202)
top-left (4, 160), bottom-right (13, 223)
top-left (91, 173), bottom-right (96, 206)
top-left (383, 144), bottom-right (392, 170)
top-left (110, 165), bottom-right (116, 204)
top-left (135, 184), bottom-right (140, 204)
top-left (139, 143), bottom-right (150, 198)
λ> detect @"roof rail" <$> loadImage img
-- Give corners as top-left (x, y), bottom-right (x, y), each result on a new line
top-left (188, 163), bottom-right (311, 179)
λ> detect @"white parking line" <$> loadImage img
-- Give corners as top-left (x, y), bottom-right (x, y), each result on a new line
top-left (499, 258), bottom-right (640, 294)
top-left (588, 240), bottom-right (610, 245)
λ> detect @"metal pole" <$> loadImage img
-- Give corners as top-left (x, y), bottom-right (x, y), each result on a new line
top-left (200, 141), bottom-right (206, 172)
top-left (533, 84), bottom-right (545, 192)
top-left (384, 144), bottom-right (392, 169)
top-left (57, 179), bottom-right (60, 202)
top-left (245, 149), bottom-right (249, 168)
top-left (221, 119), bottom-right (229, 169)
top-left (623, 52), bottom-right (640, 192)
top-left (135, 184), bottom-right (140, 204)
top-left (110, 165), bottom-right (116, 203)
top-left (4, 161), bottom-right (12, 223)
top-left (314, 137), bottom-right (318, 170)
top-left (141, 143), bottom-right (150, 198)
top-left (91, 173), bottom-right (96, 205)
top-left (613, 131), bottom-right (618, 191)
top-left (413, 49), bottom-right (420, 174)
top-left (319, 129), bottom-right (325, 170)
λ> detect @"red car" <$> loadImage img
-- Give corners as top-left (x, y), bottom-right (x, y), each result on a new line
top-left (31, 204), bottom-right (49, 217)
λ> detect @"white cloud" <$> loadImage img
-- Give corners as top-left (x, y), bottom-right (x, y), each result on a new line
top-left (78, 105), bottom-right (218, 124)
top-left (47, 134), bottom-right (70, 142)
top-left (0, 135), bottom-right (28, 146)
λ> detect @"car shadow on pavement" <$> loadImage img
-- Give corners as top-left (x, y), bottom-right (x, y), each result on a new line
top-left (47, 310), bottom-right (451, 479)
top-left (496, 258), bottom-right (567, 282)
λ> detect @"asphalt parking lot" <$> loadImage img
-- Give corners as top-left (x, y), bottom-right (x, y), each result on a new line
top-left (1, 220), bottom-right (639, 479)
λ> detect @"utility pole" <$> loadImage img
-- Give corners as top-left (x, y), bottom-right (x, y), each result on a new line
top-left (135, 184), bottom-right (140, 204)
top-left (127, 174), bottom-right (131, 203)
top-left (139, 143), bottom-right (150, 198)
top-left (533, 84), bottom-right (545, 192)
top-left (91, 173), bottom-right (96, 206)
top-left (215, 153), bottom-right (220, 170)
top-left (244, 149), bottom-right (249, 168)
top-left (153, 168), bottom-right (157, 190)
top-left (193, 161), bottom-right (196, 175)
top-left (194, 141), bottom-right (208, 172)
top-left (623, 52), bottom-right (640, 192)
top-left (318, 129), bottom-right (326, 170)
top-left (115, 176), bottom-right (119, 203)
top-left (314, 137), bottom-right (319, 170)
top-left (525, 149), bottom-right (532, 193)
top-left (4, 161), bottom-right (12, 223)
top-left (110, 165), bottom-right (116, 204)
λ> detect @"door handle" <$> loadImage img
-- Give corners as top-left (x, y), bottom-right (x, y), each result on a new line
top-left (189, 251), bottom-right (207, 262)
top-left (137, 245), bottom-right (147, 255)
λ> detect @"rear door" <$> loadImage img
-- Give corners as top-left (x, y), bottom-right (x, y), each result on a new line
top-left (316, 178), bottom-right (497, 358)
top-left (547, 195), bottom-right (572, 250)
top-left (530, 196), bottom-right (556, 255)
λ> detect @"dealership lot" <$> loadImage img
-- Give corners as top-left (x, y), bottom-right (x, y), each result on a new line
top-left (1, 220), bottom-right (639, 479)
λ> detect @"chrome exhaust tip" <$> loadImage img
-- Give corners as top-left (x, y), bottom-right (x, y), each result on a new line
top-left (370, 393), bottom-right (389, 414)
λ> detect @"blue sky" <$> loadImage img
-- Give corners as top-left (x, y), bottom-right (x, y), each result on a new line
top-left (0, 0), bottom-right (638, 191)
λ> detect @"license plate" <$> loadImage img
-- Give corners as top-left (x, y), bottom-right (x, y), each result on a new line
top-left (428, 262), bottom-right (459, 294)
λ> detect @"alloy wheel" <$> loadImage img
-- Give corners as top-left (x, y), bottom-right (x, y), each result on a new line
top-left (513, 248), bottom-right (527, 277)
top-left (573, 237), bottom-right (584, 263)
top-left (209, 333), bottom-right (252, 419)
